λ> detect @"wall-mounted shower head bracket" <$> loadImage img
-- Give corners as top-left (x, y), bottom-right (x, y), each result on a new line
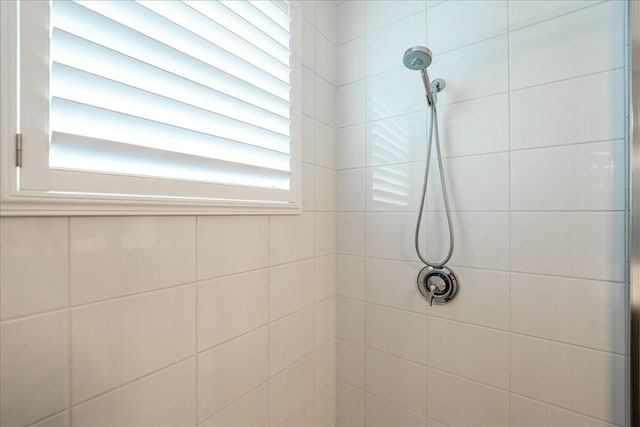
top-left (432, 78), bottom-right (446, 93)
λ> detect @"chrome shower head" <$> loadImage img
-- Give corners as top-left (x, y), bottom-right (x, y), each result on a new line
top-left (403, 46), bottom-right (433, 70)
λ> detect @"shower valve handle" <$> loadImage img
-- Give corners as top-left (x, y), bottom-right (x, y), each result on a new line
top-left (428, 283), bottom-right (437, 306)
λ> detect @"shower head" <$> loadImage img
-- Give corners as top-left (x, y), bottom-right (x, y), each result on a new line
top-left (403, 46), bottom-right (433, 70)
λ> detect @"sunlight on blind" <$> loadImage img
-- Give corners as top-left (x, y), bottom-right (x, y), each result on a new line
top-left (49, 0), bottom-right (292, 190)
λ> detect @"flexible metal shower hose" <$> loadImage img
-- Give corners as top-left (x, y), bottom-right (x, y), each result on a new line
top-left (414, 103), bottom-right (455, 268)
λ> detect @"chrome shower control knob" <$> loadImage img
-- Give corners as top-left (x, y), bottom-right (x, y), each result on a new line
top-left (417, 266), bottom-right (458, 306)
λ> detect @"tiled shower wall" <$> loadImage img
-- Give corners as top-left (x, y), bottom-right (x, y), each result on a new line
top-left (0, 2), bottom-right (337, 426)
top-left (335, 1), bottom-right (627, 426)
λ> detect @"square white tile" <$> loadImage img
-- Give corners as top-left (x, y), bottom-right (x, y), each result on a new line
top-left (365, 349), bottom-right (427, 416)
top-left (365, 12), bottom-right (427, 77)
top-left (509, 1), bottom-right (624, 89)
top-left (198, 327), bottom-right (268, 422)
top-left (198, 270), bottom-right (268, 350)
top-left (197, 216), bottom-right (268, 280)
top-left (511, 140), bottom-right (625, 211)
top-left (71, 285), bottom-right (196, 403)
top-left (511, 212), bottom-right (625, 282)
top-left (0, 217), bottom-right (68, 319)
top-left (1, 311), bottom-right (69, 427)
top-left (366, 303), bottom-right (427, 364)
top-left (71, 216), bottom-right (195, 304)
top-left (510, 69), bottom-right (625, 150)
top-left (73, 359), bottom-right (195, 427)
top-left (428, 369), bottom-right (509, 427)
top-left (427, 1), bottom-right (507, 54)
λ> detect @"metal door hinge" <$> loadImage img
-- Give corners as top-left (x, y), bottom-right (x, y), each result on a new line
top-left (15, 133), bottom-right (22, 167)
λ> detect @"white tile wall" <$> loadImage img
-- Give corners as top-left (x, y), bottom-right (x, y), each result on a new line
top-left (0, 1), bottom-right (630, 426)
top-left (437, 93), bottom-right (510, 158)
top-left (365, 0), bottom-right (425, 32)
top-left (198, 270), bottom-right (268, 351)
top-left (428, 212), bottom-right (510, 271)
top-left (337, 38), bottom-right (365, 86)
top-left (71, 285), bottom-right (196, 403)
top-left (336, 124), bottom-right (366, 169)
top-left (269, 306), bottom-right (315, 375)
top-left (269, 353), bottom-right (315, 426)
top-left (73, 358), bottom-right (196, 427)
top-left (0, 218), bottom-right (68, 320)
top-left (428, 369), bottom-right (509, 427)
top-left (510, 334), bottom-right (625, 424)
top-left (365, 12), bottom-right (427, 77)
top-left (509, 1), bottom-right (624, 90)
top-left (336, 254), bottom-right (365, 300)
top-left (337, 1), bottom-right (364, 44)
top-left (365, 303), bottom-right (427, 364)
top-left (508, 0), bottom-right (603, 31)
top-left (197, 216), bottom-right (268, 280)
top-left (510, 69), bottom-right (625, 150)
top-left (200, 384), bottom-right (268, 427)
top-left (432, 153), bottom-right (510, 212)
top-left (0, 3), bottom-right (338, 425)
top-left (1, 312), bottom-right (69, 427)
top-left (429, 35), bottom-right (509, 105)
top-left (511, 273), bottom-right (625, 353)
top-left (270, 259), bottom-right (315, 321)
top-left (336, 381), bottom-right (365, 427)
top-left (511, 140), bottom-right (625, 211)
top-left (198, 327), bottom-right (268, 422)
top-left (511, 212), bottom-right (625, 281)
top-left (335, 1), bottom-right (627, 426)
top-left (71, 216), bottom-right (196, 304)
top-left (428, 317), bottom-right (509, 389)
top-left (365, 349), bottom-right (427, 416)
top-left (336, 339), bottom-right (365, 388)
top-left (365, 393), bottom-right (426, 427)
top-left (509, 394), bottom-right (615, 427)
top-left (427, 1), bottom-right (507, 54)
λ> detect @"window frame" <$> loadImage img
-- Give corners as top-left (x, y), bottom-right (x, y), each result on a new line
top-left (0, 0), bottom-right (303, 216)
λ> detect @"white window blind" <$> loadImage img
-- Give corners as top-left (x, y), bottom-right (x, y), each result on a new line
top-left (1, 0), bottom-right (302, 213)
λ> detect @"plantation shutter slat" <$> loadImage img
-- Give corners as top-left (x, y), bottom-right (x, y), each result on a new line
top-left (49, 0), bottom-right (293, 191)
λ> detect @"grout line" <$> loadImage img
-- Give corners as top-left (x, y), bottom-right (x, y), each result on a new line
top-left (280, 392), bottom-right (317, 427)
top-left (507, 0), bottom-right (607, 34)
top-left (266, 215), bottom-right (272, 427)
top-left (194, 216), bottom-right (199, 426)
top-left (507, 391), bottom-right (620, 427)
top-left (361, 4), bottom-right (368, 424)
top-left (342, 380), bottom-right (428, 421)
top-left (197, 324), bottom-right (269, 361)
top-left (24, 409), bottom-right (70, 427)
top-left (335, 136), bottom-right (626, 171)
top-left (335, 65), bottom-right (623, 128)
top-left (70, 355), bottom-right (196, 410)
top-left (64, 281), bottom-right (197, 312)
top-left (333, 254), bottom-right (627, 284)
top-left (359, 7), bottom-right (427, 42)
top-left (0, 253), bottom-right (336, 323)
top-left (335, 208), bottom-right (626, 214)
top-left (339, 295), bottom-right (626, 356)
top-left (506, 0), bottom-right (513, 423)
top-left (67, 216), bottom-right (73, 426)
top-left (509, 66), bottom-right (625, 93)
top-left (196, 380), bottom-right (269, 427)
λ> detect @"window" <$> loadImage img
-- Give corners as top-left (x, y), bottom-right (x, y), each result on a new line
top-left (0, 0), bottom-right (302, 214)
